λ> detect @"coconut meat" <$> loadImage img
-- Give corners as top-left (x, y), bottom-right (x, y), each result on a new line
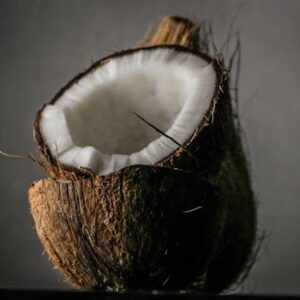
top-left (40, 48), bottom-right (216, 175)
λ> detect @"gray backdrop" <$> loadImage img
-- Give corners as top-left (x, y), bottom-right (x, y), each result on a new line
top-left (0, 0), bottom-right (299, 294)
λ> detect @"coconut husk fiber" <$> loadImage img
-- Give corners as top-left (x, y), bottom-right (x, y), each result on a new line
top-left (29, 16), bottom-right (257, 293)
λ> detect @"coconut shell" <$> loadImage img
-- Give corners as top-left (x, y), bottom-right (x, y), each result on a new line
top-left (29, 166), bottom-right (225, 290)
top-left (29, 16), bottom-right (257, 292)
top-left (33, 17), bottom-right (225, 181)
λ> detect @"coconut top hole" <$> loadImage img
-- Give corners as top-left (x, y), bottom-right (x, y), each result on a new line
top-left (40, 48), bottom-right (216, 175)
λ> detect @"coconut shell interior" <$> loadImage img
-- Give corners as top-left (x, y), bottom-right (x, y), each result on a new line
top-left (33, 44), bottom-right (222, 180)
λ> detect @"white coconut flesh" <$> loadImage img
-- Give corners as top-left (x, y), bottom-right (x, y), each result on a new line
top-left (40, 48), bottom-right (216, 175)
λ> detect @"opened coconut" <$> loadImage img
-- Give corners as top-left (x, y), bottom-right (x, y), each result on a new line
top-left (29, 16), bottom-right (256, 292)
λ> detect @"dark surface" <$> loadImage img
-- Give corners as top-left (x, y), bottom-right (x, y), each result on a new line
top-left (0, 290), bottom-right (299, 300)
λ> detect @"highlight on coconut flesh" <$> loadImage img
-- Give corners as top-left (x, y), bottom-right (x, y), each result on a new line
top-left (28, 16), bottom-right (257, 293)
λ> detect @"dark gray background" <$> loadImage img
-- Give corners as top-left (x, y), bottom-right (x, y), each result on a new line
top-left (0, 0), bottom-right (299, 294)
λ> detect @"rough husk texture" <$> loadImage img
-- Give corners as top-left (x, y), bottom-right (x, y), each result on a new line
top-left (29, 16), bottom-right (256, 293)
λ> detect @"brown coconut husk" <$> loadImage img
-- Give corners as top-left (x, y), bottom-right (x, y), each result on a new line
top-left (29, 16), bottom-right (256, 293)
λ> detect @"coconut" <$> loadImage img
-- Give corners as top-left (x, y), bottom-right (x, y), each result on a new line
top-left (29, 16), bottom-right (256, 292)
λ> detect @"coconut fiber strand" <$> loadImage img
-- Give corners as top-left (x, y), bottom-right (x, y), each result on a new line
top-left (29, 16), bottom-right (257, 293)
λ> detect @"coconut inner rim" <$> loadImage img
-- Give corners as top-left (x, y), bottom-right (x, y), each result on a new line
top-left (40, 48), bottom-right (216, 175)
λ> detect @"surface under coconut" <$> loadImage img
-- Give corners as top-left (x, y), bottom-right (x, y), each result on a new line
top-left (40, 48), bottom-right (216, 175)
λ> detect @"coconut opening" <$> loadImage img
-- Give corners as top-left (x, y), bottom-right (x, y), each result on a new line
top-left (40, 47), bottom-right (216, 175)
